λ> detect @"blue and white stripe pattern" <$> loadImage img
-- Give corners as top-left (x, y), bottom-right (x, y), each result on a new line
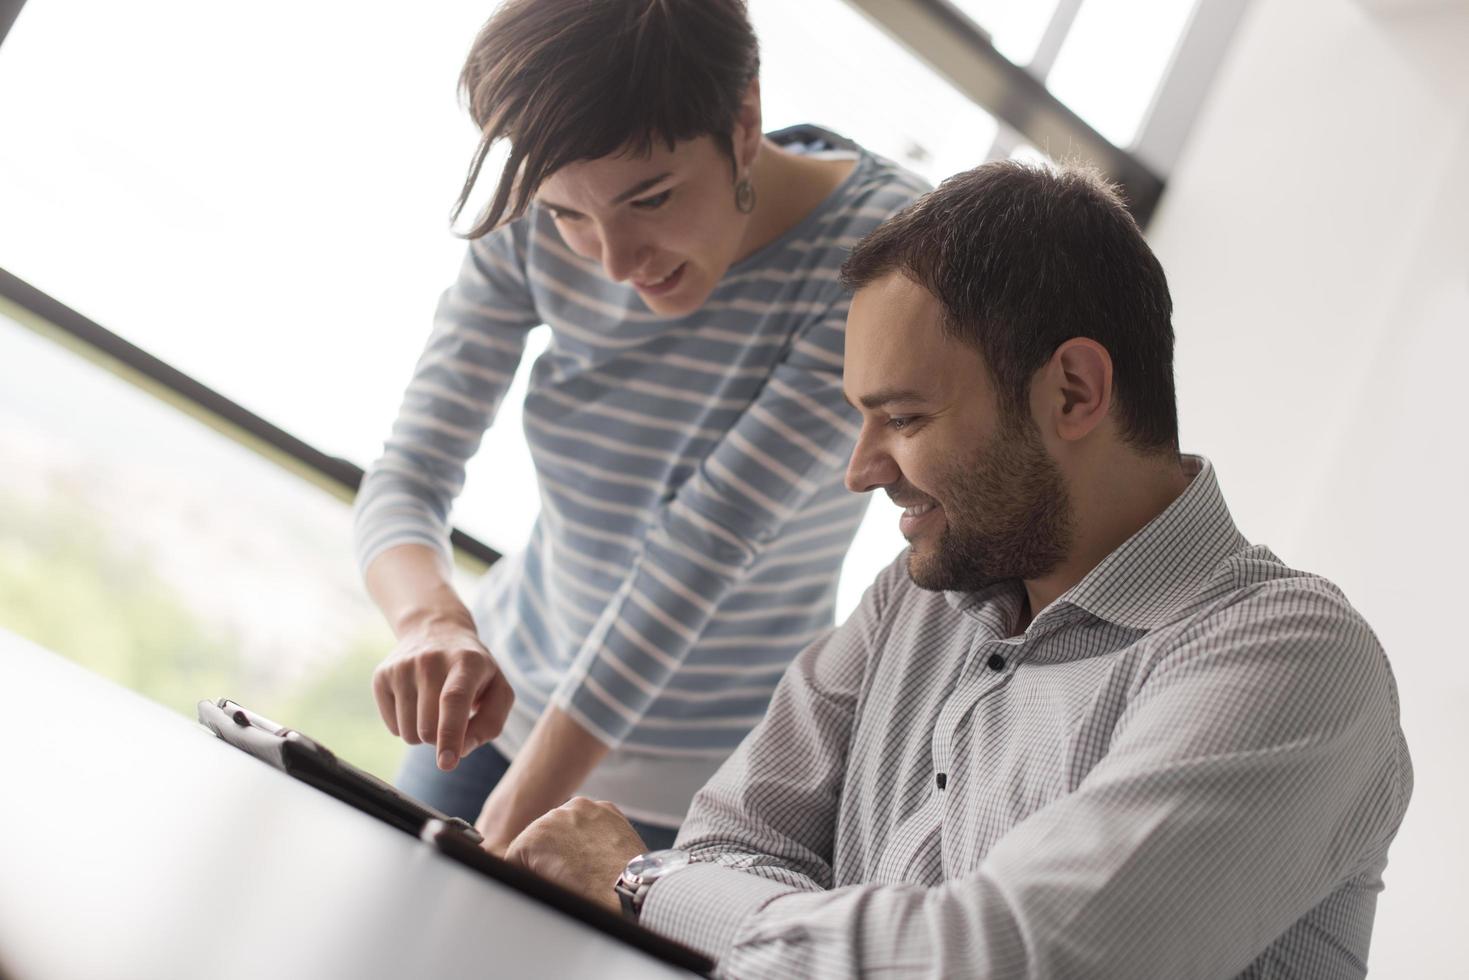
top-left (355, 131), bottom-right (927, 816)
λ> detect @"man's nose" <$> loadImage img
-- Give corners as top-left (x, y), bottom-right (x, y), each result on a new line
top-left (845, 427), bottom-right (897, 494)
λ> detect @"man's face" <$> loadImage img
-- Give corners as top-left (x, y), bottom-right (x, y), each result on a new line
top-left (534, 134), bottom-right (752, 318)
top-left (843, 273), bottom-right (1073, 592)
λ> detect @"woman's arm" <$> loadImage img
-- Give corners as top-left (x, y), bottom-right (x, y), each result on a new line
top-left (365, 543), bottom-right (514, 769)
top-left (474, 704), bottom-right (610, 853)
top-left (472, 300), bottom-right (863, 848)
top-left (354, 223), bottom-right (540, 764)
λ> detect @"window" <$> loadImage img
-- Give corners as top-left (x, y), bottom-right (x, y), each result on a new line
top-left (1048, 0), bottom-right (1201, 146)
top-left (750, 0), bottom-right (1000, 184)
top-left (2, 0), bottom-right (1228, 704)
top-left (0, 306), bottom-right (406, 778)
top-left (948, 0), bottom-right (1062, 66)
top-left (1, 0), bottom-right (1007, 619)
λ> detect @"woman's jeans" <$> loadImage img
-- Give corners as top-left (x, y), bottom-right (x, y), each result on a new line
top-left (397, 741), bottom-right (680, 851)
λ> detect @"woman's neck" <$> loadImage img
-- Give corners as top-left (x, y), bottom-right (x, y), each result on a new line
top-left (735, 137), bottom-right (856, 262)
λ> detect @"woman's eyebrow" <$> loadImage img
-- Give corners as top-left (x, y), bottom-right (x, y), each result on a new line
top-left (611, 172), bottom-right (673, 205)
top-left (538, 172), bottom-right (674, 215)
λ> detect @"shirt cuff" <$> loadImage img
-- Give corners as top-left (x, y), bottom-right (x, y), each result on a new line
top-left (640, 863), bottom-right (802, 966)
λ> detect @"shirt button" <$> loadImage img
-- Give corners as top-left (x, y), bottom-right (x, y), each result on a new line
top-left (987, 653), bottom-right (1006, 672)
top-left (935, 773), bottom-right (947, 790)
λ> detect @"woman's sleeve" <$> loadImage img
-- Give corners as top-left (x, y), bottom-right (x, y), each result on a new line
top-left (353, 224), bottom-right (543, 575)
top-left (552, 298), bottom-right (864, 749)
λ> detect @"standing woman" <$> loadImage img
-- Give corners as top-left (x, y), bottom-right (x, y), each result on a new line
top-left (354, 0), bottom-right (926, 854)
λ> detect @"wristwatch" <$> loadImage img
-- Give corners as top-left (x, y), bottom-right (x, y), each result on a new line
top-left (614, 848), bottom-right (690, 921)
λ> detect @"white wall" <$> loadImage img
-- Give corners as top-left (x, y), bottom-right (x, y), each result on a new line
top-left (1146, 1), bottom-right (1469, 975)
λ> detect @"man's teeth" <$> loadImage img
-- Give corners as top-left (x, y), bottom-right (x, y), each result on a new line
top-left (647, 267), bottom-right (677, 286)
top-left (903, 503), bottom-right (936, 517)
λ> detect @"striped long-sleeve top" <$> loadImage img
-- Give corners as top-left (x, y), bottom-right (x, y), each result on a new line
top-left (354, 128), bottom-right (928, 824)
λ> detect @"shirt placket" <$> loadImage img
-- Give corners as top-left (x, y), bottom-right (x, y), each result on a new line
top-left (931, 619), bottom-right (1025, 798)
top-left (873, 617), bottom-right (1001, 880)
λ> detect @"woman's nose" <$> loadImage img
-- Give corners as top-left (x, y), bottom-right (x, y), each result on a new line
top-left (600, 230), bottom-right (649, 283)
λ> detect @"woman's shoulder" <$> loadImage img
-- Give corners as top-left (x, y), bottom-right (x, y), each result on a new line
top-left (773, 124), bottom-right (929, 231)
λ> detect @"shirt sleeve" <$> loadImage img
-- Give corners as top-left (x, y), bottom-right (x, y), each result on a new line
top-left (552, 300), bottom-right (865, 749)
top-left (644, 586), bottom-right (1412, 978)
top-left (353, 224), bottom-right (542, 574)
top-left (638, 560), bottom-right (899, 955)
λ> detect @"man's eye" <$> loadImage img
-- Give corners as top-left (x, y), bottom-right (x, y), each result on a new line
top-left (632, 189), bottom-right (673, 210)
top-left (888, 416), bottom-right (914, 431)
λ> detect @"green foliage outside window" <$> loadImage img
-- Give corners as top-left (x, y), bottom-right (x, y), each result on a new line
top-left (0, 490), bottom-right (404, 781)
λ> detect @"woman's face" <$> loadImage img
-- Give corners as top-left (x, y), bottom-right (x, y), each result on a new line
top-left (533, 133), bottom-right (755, 317)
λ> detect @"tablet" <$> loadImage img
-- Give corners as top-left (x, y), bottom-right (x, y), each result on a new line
top-left (197, 698), bottom-right (714, 977)
top-left (197, 697), bottom-right (481, 843)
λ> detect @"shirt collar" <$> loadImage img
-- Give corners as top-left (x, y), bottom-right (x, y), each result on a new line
top-left (1055, 455), bottom-right (1248, 631)
top-left (944, 455), bottom-right (1249, 633)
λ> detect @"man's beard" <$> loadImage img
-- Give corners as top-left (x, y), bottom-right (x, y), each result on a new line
top-left (904, 414), bottom-right (1074, 594)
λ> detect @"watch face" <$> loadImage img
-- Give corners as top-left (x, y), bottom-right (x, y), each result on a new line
top-left (625, 848), bottom-right (690, 885)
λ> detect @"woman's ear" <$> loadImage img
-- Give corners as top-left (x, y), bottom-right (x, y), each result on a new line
top-left (733, 77), bottom-right (763, 170)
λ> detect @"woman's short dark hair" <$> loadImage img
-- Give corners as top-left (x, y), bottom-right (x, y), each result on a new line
top-left (453, 0), bottom-right (760, 239)
top-left (841, 161), bottom-right (1179, 454)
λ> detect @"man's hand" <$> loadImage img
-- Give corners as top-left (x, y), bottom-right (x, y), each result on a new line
top-left (371, 618), bottom-right (514, 771)
top-left (472, 705), bottom-right (615, 856)
top-left (503, 797), bottom-right (648, 915)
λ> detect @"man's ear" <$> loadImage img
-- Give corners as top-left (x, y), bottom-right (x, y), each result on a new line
top-left (733, 78), bottom-right (763, 171)
top-left (1038, 338), bottom-right (1114, 443)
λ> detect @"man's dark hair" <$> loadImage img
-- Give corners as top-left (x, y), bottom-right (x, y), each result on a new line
top-left (841, 161), bottom-right (1179, 454)
top-left (453, 0), bottom-right (760, 239)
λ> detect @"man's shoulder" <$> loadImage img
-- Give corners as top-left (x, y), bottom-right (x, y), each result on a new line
top-left (1150, 545), bottom-right (1396, 716)
top-left (1196, 545), bottom-right (1379, 644)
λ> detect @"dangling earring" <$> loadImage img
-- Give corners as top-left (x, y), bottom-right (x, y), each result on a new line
top-left (734, 174), bottom-right (756, 214)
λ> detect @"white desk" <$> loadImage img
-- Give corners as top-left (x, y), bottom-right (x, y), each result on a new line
top-left (0, 631), bottom-right (696, 980)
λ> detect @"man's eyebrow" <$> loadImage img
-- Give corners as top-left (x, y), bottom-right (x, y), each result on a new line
top-left (611, 172), bottom-right (674, 205)
top-left (847, 387), bottom-right (927, 410)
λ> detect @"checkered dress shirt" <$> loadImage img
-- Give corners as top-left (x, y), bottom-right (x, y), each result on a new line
top-left (641, 456), bottom-right (1412, 978)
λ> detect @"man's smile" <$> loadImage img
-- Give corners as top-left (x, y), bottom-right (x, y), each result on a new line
top-left (892, 494), bottom-right (944, 539)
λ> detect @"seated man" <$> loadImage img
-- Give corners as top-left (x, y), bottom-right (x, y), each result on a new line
top-left (500, 161), bottom-right (1413, 978)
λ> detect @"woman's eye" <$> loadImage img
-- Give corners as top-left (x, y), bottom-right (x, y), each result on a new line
top-left (546, 206), bottom-right (582, 222)
top-left (631, 189), bottom-right (673, 211)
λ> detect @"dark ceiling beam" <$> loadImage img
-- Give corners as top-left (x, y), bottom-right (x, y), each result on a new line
top-left (0, 0), bottom-right (29, 49)
top-left (842, 0), bottom-right (1166, 224)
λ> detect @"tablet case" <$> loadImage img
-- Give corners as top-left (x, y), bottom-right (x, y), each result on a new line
top-left (197, 697), bottom-right (481, 842)
top-left (197, 697), bottom-right (714, 977)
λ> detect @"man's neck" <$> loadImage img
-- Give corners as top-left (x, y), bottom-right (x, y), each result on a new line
top-left (1021, 453), bottom-right (1192, 626)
